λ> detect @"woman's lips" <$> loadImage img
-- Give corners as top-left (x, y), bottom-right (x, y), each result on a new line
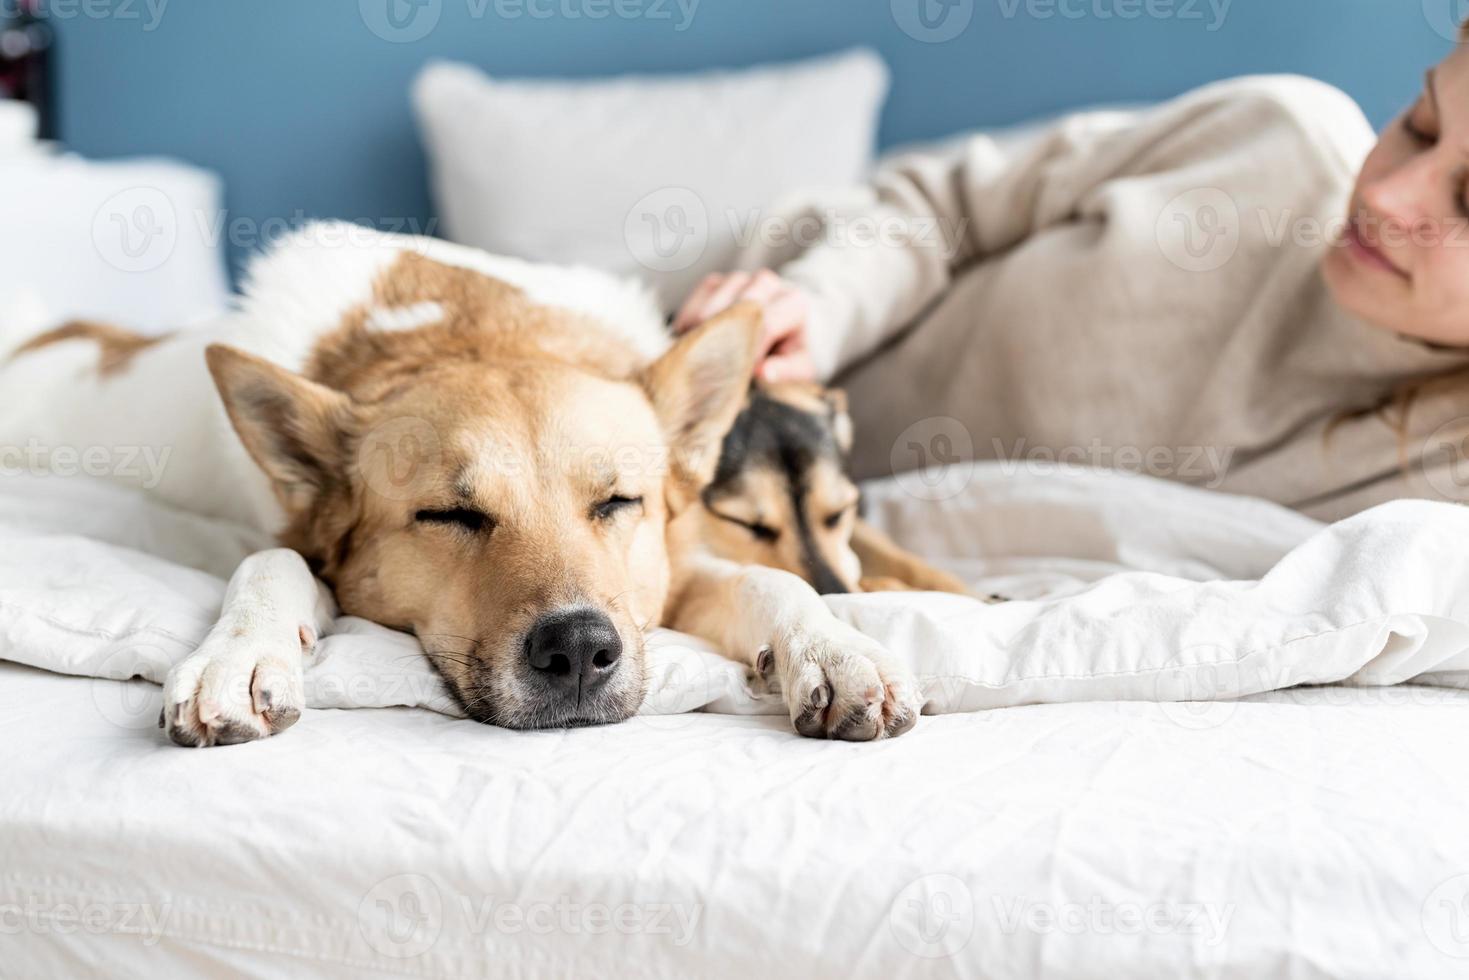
top-left (1344, 218), bottom-right (1410, 280)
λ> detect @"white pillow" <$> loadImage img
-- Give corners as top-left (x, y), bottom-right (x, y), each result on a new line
top-left (0, 155), bottom-right (232, 332)
top-left (0, 99), bottom-right (38, 158)
top-left (413, 50), bottom-right (889, 310)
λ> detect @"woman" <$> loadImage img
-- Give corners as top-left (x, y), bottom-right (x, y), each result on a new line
top-left (673, 38), bottom-right (1469, 522)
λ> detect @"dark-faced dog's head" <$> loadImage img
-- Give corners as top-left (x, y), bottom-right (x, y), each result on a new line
top-left (700, 383), bottom-right (861, 594)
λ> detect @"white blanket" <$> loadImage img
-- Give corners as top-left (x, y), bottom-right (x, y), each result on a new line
top-left (7, 466), bottom-right (1469, 979)
top-left (2, 465), bottom-right (1466, 719)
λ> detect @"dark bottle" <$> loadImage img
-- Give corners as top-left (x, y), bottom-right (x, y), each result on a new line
top-left (0, 0), bottom-right (56, 140)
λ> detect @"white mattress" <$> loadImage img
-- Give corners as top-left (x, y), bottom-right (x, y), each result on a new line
top-left (6, 465), bottom-right (1469, 978)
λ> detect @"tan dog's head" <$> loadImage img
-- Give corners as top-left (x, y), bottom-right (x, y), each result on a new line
top-left (205, 306), bottom-right (758, 729)
top-left (699, 382), bottom-right (861, 594)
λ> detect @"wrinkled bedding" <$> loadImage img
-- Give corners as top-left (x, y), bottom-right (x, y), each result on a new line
top-left (5, 465), bottom-right (1469, 978)
top-left (5, 466), bottom-right (1468, 716)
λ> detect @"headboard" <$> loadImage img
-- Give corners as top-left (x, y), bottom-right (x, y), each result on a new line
top-left (50, 1), bottom-right (1452, 276)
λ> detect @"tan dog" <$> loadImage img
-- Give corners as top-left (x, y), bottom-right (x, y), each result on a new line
top-left (0, 225), bottom-right (962, 744)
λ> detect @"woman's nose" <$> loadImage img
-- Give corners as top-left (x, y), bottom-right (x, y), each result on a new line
top-left (1360, 151), bottom-right (1441, 231)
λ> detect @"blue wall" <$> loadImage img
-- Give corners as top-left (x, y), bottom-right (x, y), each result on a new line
top-left (55, 1), bottom-right (1451, 274)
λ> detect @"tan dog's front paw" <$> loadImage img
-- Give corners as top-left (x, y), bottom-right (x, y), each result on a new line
top-left (774, 623), bottom-right (921, 741)
top-left (160, 632), bottom-right (306, 748)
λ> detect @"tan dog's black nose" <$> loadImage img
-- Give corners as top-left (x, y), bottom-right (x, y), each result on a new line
top-left (525, 609), bottom-right (622, 692)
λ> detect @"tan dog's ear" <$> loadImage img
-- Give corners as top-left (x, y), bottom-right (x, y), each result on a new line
top-left (644, 302), bottom-right (761, 510)
top-left (206, 344), bottom-right (354, 515)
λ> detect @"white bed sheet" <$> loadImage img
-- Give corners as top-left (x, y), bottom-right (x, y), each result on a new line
top-left (5, 465), bottom-right (1469, 978)
top-left (6, 665), bottom-right (1469, 979)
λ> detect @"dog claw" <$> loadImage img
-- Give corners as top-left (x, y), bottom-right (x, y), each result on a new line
top-left (756, 645), bottom-right (775, 679)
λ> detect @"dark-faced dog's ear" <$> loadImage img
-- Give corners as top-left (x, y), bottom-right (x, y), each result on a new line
top-left (823, 387), bottom-right (853, 456)
top-left (205, 344), bottom-right (354, 515)
top-left (643, 302), bottom-right (761, 510)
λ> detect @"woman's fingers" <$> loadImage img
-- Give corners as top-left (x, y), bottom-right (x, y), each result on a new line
top-left (673, 269), bottom-right (783, 333)
top-left (757, 288), bottom-right (810, 353)
top-left (669, 269), bottom-right (816, 382)
top-left (742, 269), bottom-right (784, 305)
top-left (671, 273), bottom-right (726, 333)
top-left (757, 318), bottom-right (816, 383)
top-left (759, 347), bottom-right (817, 384)
top-left (700, 271), bottom-right (754, 324)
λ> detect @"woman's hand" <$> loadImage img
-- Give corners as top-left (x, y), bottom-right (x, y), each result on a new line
top-left (672, 270), bottom-right (817, 384)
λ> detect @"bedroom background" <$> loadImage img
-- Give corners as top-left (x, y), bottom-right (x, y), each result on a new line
top-left (0, 0), bottom-right (1453, 323)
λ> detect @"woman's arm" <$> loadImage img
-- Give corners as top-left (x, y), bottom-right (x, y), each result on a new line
top-left (726, 75), bottom-right (1371, 380)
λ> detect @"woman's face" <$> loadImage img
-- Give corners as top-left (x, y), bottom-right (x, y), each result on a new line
top-left (1325, 43), bottom-right (1469, 346)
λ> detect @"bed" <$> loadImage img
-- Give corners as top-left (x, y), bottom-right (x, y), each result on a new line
top-left (6, 463), bottom-right (1469, 979)
top-left (8, 42), bottom-right (1469, 975)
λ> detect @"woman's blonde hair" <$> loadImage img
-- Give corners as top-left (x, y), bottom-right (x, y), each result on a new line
top-left (1331, 376), bottom-right (1441, 468)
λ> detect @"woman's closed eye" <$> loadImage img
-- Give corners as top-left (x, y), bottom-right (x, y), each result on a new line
top-left (415, 507), bottom-right (493, 533)
top-left (1404, 99), bottom-right (1438, 144)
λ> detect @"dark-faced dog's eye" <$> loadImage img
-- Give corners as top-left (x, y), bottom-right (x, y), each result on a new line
top-left (709, 509), bottom-right (781, 543)
top-left (823, 506), bottom-right (854, 530)
top-left (415, 507), bottom-right (492, 533)
top-left (746, 522), bottom-right (780, 543)
top-left (592, 495), bottom-right (644, 521)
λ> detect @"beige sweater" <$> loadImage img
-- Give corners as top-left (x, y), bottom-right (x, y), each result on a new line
top-left (745, 76), bottom-right (1469, 522)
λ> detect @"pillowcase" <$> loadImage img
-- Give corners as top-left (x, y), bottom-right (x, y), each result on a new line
top-left (0, 99), bottom-right (38, 157)
top-left (413, 49), bottom-right (889, 310)
top-left (0, 155), bottom-right (232, 332)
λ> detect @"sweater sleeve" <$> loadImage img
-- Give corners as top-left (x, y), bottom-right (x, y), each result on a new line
top-left (739, 75), bottom-right (1373, 380)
